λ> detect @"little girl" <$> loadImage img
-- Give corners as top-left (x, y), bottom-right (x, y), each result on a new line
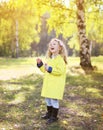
top-left (36, 38), bottom-right (68, 124)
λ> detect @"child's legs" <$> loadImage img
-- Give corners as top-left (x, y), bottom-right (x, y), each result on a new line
top-left (45, 98), bottom-right (59, 122)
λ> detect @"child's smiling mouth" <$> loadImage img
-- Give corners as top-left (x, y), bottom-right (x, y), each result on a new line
top-left (50, 47), bottom-right (54, 50)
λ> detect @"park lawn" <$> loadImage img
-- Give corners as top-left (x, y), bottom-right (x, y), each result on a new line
top-left (0, 56), bottom-right (103, 130)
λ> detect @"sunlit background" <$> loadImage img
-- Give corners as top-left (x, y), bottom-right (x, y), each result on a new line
top-left (0, 1), bottom-right (103, 130)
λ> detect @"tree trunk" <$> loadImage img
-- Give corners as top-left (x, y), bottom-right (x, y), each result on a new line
top-left (15, 20), bottom-right (19, 58)
top-left (76, 0), bottom-right (93, 72)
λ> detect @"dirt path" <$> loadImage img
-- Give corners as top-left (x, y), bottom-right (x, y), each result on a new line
top-left (0, 66), bottom-right (42, 80)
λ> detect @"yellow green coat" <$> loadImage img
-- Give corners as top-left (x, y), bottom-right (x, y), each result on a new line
top-left (38, 55), bottom-right (66, 100)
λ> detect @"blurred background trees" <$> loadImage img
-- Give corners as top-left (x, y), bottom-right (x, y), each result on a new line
top-left (0, 0), bottom-right (103, 59)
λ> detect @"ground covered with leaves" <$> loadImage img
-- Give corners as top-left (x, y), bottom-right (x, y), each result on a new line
top-left (0, 57), bottom-right (103, 130)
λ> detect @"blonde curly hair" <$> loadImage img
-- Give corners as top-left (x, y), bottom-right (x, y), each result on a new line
top-left (46, 38), bottom-right (68, 64)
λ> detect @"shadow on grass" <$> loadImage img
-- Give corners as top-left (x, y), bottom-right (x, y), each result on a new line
top-left (62, 71), bottom-right (103, 130)
top-left (0, 74), bottom-right (67, 130)
top-left (0, 72), bottom-right (103, 130)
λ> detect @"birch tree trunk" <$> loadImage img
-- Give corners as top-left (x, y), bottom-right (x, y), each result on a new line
top-left (15, 20), bottom-right (19, 58)
top-left (76, 0), bottom-right (93, 71)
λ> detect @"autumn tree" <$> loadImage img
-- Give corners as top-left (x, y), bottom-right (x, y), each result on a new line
top-left (0, 0), bottom-right (103, 71)
top-left (0, 0), bottom-right (41, 57)
top-left (76, 0), bottom-right (93, 71)
top-left (46, 0), bottom-right (103, 71)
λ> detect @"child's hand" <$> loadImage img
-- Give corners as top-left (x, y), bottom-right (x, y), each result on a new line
top-left (44, 63), bottom-right (49, 71)
top-left (36, 58), bottom-right (42, 64)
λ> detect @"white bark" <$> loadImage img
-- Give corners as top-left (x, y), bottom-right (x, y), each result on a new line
top-left (15, 20), bottom-right (19, 58)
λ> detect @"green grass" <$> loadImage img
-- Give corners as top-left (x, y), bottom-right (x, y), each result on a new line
top-left (0, 57), bottom-right (103, 130)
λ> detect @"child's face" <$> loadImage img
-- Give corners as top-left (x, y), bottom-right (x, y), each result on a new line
top-left (49, 40), bottom-right (61, 55)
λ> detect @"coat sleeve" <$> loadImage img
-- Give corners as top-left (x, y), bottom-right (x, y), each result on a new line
top-left (37, 61), bottom-right (46, 73)
top-left (49, 59), bottom-right (66, 76)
